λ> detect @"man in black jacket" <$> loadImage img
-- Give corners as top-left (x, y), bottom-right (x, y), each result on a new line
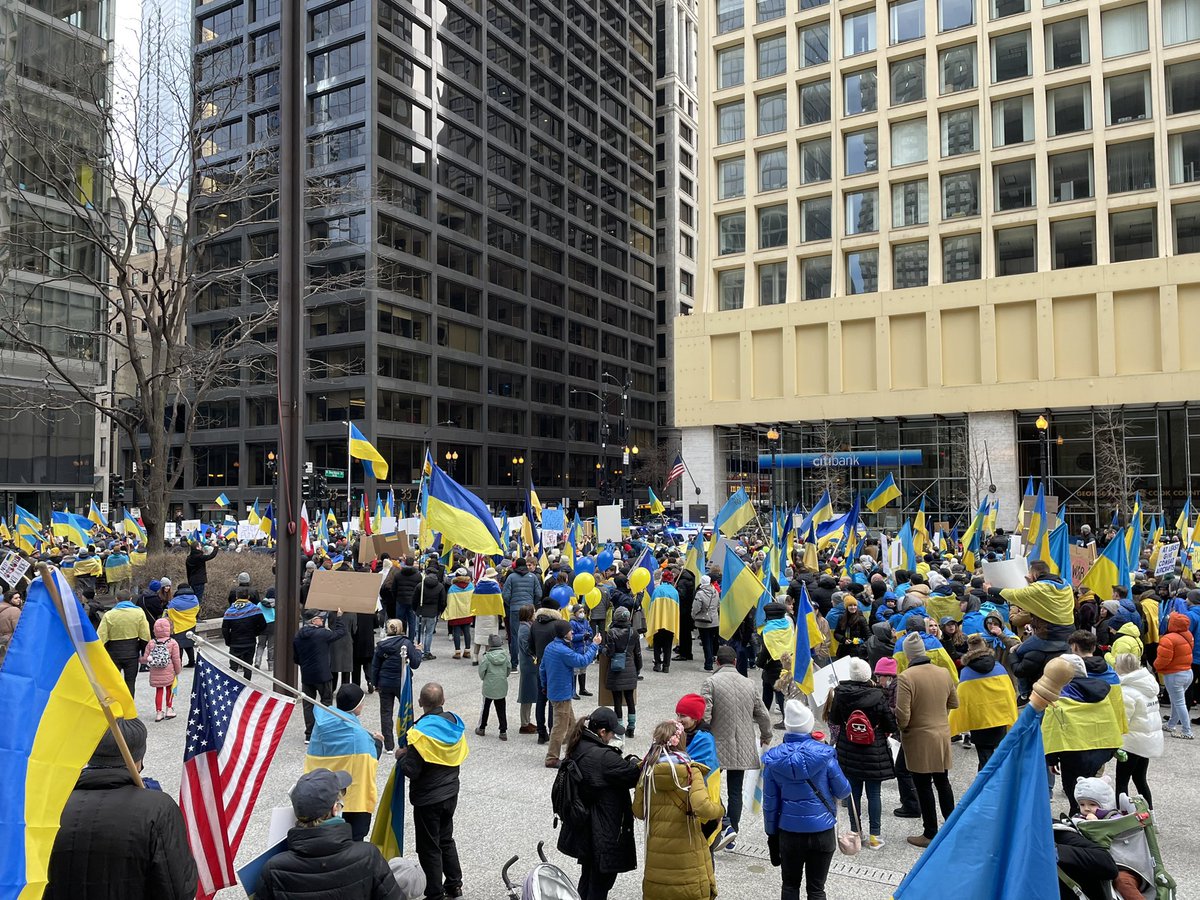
top-left (185, 542), bottom-right (219, 602)
top-left (294, 609), bottom-right (346, 741)
top-left (382, 558), bottom-right (423, 634)
top-left (258, 768), bottom-right (401, 900)
top-left (400, 682), bottom-right (463, 900)
top-left (46, 718), bottom-right (197, 900)
top-left (222, 588), bottom-right (267, 679)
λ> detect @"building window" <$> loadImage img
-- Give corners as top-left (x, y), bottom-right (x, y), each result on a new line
top-left (758, 0), bottom-right (786, 22)
top-left (889, 0), bottom-right (925, 44)
top-left (1170, 131), bottom-right (1200, 185)
top-left (800, 80), bottom-right (832, 125)
top-left (758, 147), bottom-right (788, 191)
top-left (800, 23), bottom-right (830, 67)
top-left (717, 0), bottom-right (744, 33)
top-left (940, 0), bottom-right (974, 31)
top-left (717, 100), bottom-right (745, 143)
top-left (941, 107), bottom-right (978, 156)
top-left (1045, 17), bottom-right (1088, 70)
top-left (994, 159), bottom-right (1034, 211)
top-left (891, 118), bottom-right (928, 166)
top-left (718, 269), bottom-right (745, 309)
top-left (1174, 202), bottom-right (1200, 254)
top-left (991, 30), bottom-right (1031, 82)
top-left (1105, 71), bottom-right (1150, 124)
top-left (1167, 61), bottom-right (1200, 114)
top-left (843, 9), bottom-right (877, 56)
top-left (991, 0), bottom-right (1028, 18)
top-left (1047, 83), bottom-right (1090, 136)
top-left (942, 170), bottom-right (980, 218)
top-left (1052, 217), bottom-right (1096, 269)
top-left (893, 241), bottom-right (928, 288)
top-left (845, 188), bottom-right (879, 234)
top-left (891, 57), bottom-right (925, 105)
top-left (801, 196), bottom-right (833, 241)
top-left (943, 233), bottom-right (981, 281)
top-left (759, 205), bottom-right (789, 248)
top-left (995, 225), bottom-right (1037, 275)
top-left (845, 129), bottom-right (879, 175)
top-left (757, 91), bottom-right (787, 135)
top-left (1110, 208), bottom-right (1157, 262)
top-left (1102, 5), bottom-right (1148, 58)
top-left (802, 256), bottom-right (833, 299)
top-left (801, 138), bottom-right (832, 183)
top-left (1163, 0), bottom-right (1200, 46)
top-left (846, 250), bottom-right (879, 294)
top-left (717, 45), bottom-right (745, 88)
top-left (757, 34), bottom-right (787, 77)
top-left (892, 179), bottom-right (929, 227)
top-left (940, 44), bottom-right (976, 93)
top-left (844, 68), bottom-right (877, 115)
top-left (992, 94), bottom-right (1033, 146)
top-left (1049, 149), bottom-right (1093, 202)
top-left (759, 261), bottom-right (787, 305)
top-left (719, 156), bottom-right (746, 199)
top-left (1107, 139), bottom-right (1155, 193)
top-left (718, 212), bottom-right (746, 254)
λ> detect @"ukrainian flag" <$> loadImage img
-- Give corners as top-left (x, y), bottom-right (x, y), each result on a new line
top-left (646, 582), bottom-right (680, 637)
top-left (1079, 527), bottom-right (1131, 596)
top-left (1126, 492), bottom-right (1143, 564)
top-left (797, 489), bottom-right (834, 536)
top-left (371, 664), bottom-right (413, 857)
top-left (471, 578), bottom-right (504, 616)
top-left (791, 584), bottom-right (821, 694)
top-left (801, 523), bottom-right (819, 572)
top-left (760, 616), bottom-right (795, 662)
top-left (897, 519), bottom-right (917, 570)
top-left (130, 549), bottom-right (147, 567)
top-left (717, 544), bottom-right (764, 639)
top-left (14, 505), bottom-right (43, 554)
top-left (913, 497), bottom-right (928, 556)
top-left (984, 496), bottom-right (999, 536)
top-left (215, 492), bottom-right (230, 508)
top-left (562, 520), bottom-right (578, 569)
top-left (248, 499), bottom-right (261, 528)
top-left (104, 551), bottom-right (132, 584)
top-left (424, 463), bottom-right (504, 555)
top-left (1025, 483), bottom-right (1047, 549)
top-left (0, 517), bottom-right (9, 542)
top-left (349, 422), bottom-right (389, 480)
top-left (948, 663), bottom-right (1018, 734)
top-left (87, 499), bottom-right (107, 529)
top-left (894, 632), bottom-right (960, 683)
top-left (167, 592), bottom-right (200, 637)
top-left (1176, 499), bottom-right (1191, 537)
top-left (407, 711), bottom-right (470, 766)
top-left (960, 498), bottom-right (989, 571)
top-left (260, 502), bottom-right (275, 539)
top-left (866, 473), bottom-right (901, 512)
top-left (71, 555), bottom-right (104, 581)
top-left (123, 509), bottom-right (147, 543)
top-left (51, 511), bottom-right (92, 549)
top-left (714, 487), bottom-right (756, 540)
top-left (520, 487), bottom-right (540, 551)
top-left (683, 529), bottom-right (706, 583)
top-left (443, 582), bottom-right (474, 621)
top-left (816, 501), bottom-right (862, 550)
top-left (305, 706), bottom-right (379, 813)
top-left (1041, 693), bottom-right (1126, 756)
top-left (1018, 475), bottom-right (1034, 535)
top-left (648, 487), bottom-right (665, 515)
top-left (0, 569), bottom-right (135, 900)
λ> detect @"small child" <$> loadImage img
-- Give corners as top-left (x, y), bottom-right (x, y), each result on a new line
top-left (476, 633), bottom-right (512, 740)
top-left (1073, 777), bottom-right (1145, 900)
top-left (142, 617), bottom-right (182, 721)
top-left (570, 604), bottom-right (594, 699)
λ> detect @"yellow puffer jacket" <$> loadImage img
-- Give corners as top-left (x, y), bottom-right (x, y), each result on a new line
top-left (633, 758), bottom-right (724, 900)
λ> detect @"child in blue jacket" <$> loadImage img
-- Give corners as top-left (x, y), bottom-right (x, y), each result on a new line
top-left (570, 604), bottom-right (594, 698)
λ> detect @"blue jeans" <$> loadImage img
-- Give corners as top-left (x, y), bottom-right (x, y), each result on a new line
top-left (724, 768), bottom-right (745, 832)
top-left (193, 582), bottom-right (206, 603)
top-left (845, 778), bottom-right (882, 836)
top-left (1164, 670), bottom-right (1193, 735)
top-left (418, 616), bottom-right (437, 654)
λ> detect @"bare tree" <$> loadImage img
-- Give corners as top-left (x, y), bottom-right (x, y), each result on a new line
top-left (1090, 408), bottom-right (1143, 520)
top-left (812, 421), bottom-right (850, 509)
top-left (633, 440), bottom-right (681, 499)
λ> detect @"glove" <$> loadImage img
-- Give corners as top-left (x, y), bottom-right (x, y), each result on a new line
top-left (767, 832), bottom-right (781, 867)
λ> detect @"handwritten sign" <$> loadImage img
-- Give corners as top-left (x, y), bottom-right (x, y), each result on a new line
top-left (1069, 545), bottom-right (1095, 587)
top-left (0, 552), bottom-right (31, 587)
top-left (1155, 542), bottom-right (1181, 577)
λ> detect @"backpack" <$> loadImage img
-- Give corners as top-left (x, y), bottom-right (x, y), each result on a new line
top-left (147, 639), bottom-right (172, 669)
top-left (550, 756), bottom-right (589, 828)
top-left (845, 709), bottom-right (875, 746)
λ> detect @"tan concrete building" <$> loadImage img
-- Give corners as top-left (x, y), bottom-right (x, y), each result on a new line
top-left (677, 0), bottom-right (1200, 530)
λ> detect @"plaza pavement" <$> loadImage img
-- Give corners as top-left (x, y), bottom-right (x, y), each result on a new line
top-left (136, 628), bottom-right (1198, 899)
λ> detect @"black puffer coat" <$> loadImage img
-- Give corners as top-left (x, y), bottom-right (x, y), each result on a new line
top-left (603, 623), bottom-right (642, 691)
top-left (414, 573), bottom-right (447, 618)
top-left (257, 820), bottom-right (401, 900)
top-left (826, 680), bottom-right (897, 782)
top-left (557, 727), bottom-right (641, 872)
top-left (45, 768), bottom-right (197, 900)
top-left (381, 565), bottom-right (422, 618)
top-left (370, 634), bottom-right (423, 690)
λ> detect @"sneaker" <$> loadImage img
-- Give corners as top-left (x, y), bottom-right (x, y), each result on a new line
top-left (704, 664), bottom-right (714, 672)
top-left (499, 732), bottom-right (508, 741)
top-left (472, 660), bottom-right (479, 666)
top-left (652, 663), bottom-right (662, 673)
top-left (155, 712), bottom-right (164, 722)
top-left (906, 835), bottom-right (932, 848)
top-left (712, 826), bottom-right (737, 852)
top-left (867, 835), bottom-right (885, 851)
top-left (425, 653), bottom-right (437, 660)
top-left (475, 726), bottom-right (486, 736)
top-left (166, 708), bottom-right (176, 719)
top-left (545, 758), bottom-right (560, 769)
top-left (962, 736), bottom-right (973, 749)
top-left (1172, 730), bottom-right (1195, 740)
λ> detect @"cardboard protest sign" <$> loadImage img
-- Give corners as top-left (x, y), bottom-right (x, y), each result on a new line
top-left (1155, 542), bottom-right (1181, 577)
top-left (1069, 545), bottom-right (1096, 587)
top-left (304, 569), bottom-right (385, 614)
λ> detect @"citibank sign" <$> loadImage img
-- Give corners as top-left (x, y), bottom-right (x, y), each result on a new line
top-left (757, 450), bottom-right (923, 469)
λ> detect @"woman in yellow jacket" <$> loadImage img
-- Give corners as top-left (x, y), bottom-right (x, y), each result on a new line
top-left (634, 720), bottom-right (726, 900)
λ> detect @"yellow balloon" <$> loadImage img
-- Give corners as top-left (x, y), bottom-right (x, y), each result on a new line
top-left (573, 572), bottom-right (596, 596)
top-left (629, 567), bottom-right (651, 594)
top-left (585, 587), bottom-right (602, 609)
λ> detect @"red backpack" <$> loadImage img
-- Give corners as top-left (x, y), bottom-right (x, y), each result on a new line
top-left (845, 709), bottom-right (875, 746)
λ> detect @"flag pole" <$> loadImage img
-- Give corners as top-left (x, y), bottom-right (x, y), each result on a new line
top-left (37, 564), bottom-right (144, 788)
top-left (345, 419), bottom-right (353, 524)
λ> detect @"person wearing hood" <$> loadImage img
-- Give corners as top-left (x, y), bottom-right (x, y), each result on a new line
top-left (1106, 587), bottom-right (1143, 633)
top-left (866, 620), bottom-right (896, 668)
top-left (1156, 610), bottom-right (1194, 739)
top-left (1103, 621), bottom-right (1144, 669)
top-left (1112, 653), bottom-right (1163, 807)
top-left (415, 564), bottom-right (448, 659)
top-left (603, 606), bottom-right (643, 737)
top-left (809, 574), bottom-right (837, 617)
top-left (948, 635), bottom-right (1017, 770)
top-left (762, 700), bottom-right (852, 900)
top-left (531, 598), bottom-right (565, 743)
top-left (371, 618), bottom-right (424, 752)
top-left (540, 618), bottom-right (602, 768)
top-left (137, 580), bottom-right (167, 630)
top-left (140, 617), bottom-right (183, 721)
top-left (1095, 600), bottom-right (1120, 651)
top-left (256, 578), bottom-right (278, 671)
top-left (833, 598), bottom-right (871, 661)
top-left (222, 587), bottom-right (267, 680)
top-left (872, 591), bottom-right (898, 625)
top-left (98, 590), bottom-right (152, 697)
top-left (475, 634), bottom-right (512, 739)
top-left (690, 574), bottom-right (720, 671)
top-left (826, 658), bottom-right (896, 850)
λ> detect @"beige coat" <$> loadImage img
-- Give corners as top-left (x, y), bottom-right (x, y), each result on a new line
top-left (701, 665), bottom-right (772, 770)
top-left (633, 760), bottom-right (724, 900)
top-left (895, 658), bottom-right (959, 773)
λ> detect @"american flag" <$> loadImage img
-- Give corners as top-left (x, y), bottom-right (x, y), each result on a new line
top-left (473, 551), bottom-right (487, 582)
top-left (180, 657), bottom-right (294, 899)
top-left (664, 454), bottom-right (687, 490)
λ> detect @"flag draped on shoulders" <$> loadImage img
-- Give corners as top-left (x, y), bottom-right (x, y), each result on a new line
top-left (407, 712), bottom-right (469, 767)
top-left (948, 663), bottom-right (1018, 734)
top-left (104, 551), bottom-right (131, 583)
top-left (646, 583), bottom-right (680, 637)
top-left (167, 592), bottom-right (200, 636)
top-left (443, 582), bottom-right (474, 620)
top-left (761, 615), bottom-right (795, 662)
top-left (305, 706), bottom-right (379, 813)
top-left (371, 662), bottom-right (413, 858)
top-left (470, 578), bottom-right (504, 616)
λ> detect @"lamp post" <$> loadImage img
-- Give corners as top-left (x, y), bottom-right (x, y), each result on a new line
top-left (766, 426), bottom-right (780, 511)
top-left (511, 454), bottom-right (525, 497)
top-left (1035, 414), bottom-right (1049, 493)
top-left (444, 449), bottom-right (459, 477)
top-left (622, 443), bottom-right (638, 519)
top-left (571, 387), bottom-right (610, 505)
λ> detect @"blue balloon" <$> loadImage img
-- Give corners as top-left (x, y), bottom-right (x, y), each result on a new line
top-left (597, 548), bottom-right (615, 571)
top-left (551, 584), bottom-right (574, 607)
top-left (575, 557), bottom-right (596, 575)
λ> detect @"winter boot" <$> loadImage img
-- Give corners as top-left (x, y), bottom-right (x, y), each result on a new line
top-left (626, 713), bottom-right (637, 739)
top-left (579, 673), bottom-right (592, 696)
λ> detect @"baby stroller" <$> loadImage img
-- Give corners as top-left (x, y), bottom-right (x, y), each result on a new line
top-left (1056, 795), bottom-right (1176, 900)
top-left (501, 842), bottom-right (580, 900)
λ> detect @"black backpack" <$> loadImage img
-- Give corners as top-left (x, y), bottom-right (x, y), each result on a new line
top-left (551, 756), bottom-right (589, 828)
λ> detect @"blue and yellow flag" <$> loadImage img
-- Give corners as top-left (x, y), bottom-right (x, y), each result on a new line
top-left (305, 705), bottom-right (379, 813)
top-left (984, 496), bottom-right (999, 536)
top-left (1175, 499), bottom-right (1191, 537)
top-left (1079, 527), bottom-right (1132, 596)
top-left (51, 511), bottom-right (92, 549)
top-left (948, 662), bottom-right (1017, 734)
top-left (407, 711), bottom-right (469, 767)
top-left (87, 499), bottom-right (107, 529)
top-left (444, 582), bottom-right (474, 620)
top-left (1126, 492), bottom-right (1143, 565)
top-left (913, 497), bottom-right (928, 557)
top-left (424, 464), bottom-right (504, 555)
top-left (718, 544), bottom-right (764, 639)
top-left (647, 582), bottom-right (680, 637)
top-left (648, 488), bottom-right (665, 515)
top-left (797, 489), bottom-right (834, 537)
top-left (713, 487), bottom-right (756, 542)
top-left (371, 663), bottom-right (413, 857)
top-left (105, 551), bottom-right (131, 584)
top-left (792, 584), bottom-right (821, 694)
top-left (248, 499), bottom-right (261, 528)
top-left (123, 509), bottom-right (147, 543)
top-left (471, 578), bottom-right (504, 616)
top-left (167, 592), bottom-right (200, 637)
top-left (1049, 521), bottom-right (1072, 579)
top-left (1018, 475), bottom-right (1034, 536)
top-left (0, 569), bottom-right (136, 900)
top-left (1025, 482), bottom-right (1047, 550)
top-left (897, 519), bottom-right (917, 571)
top-left (894, 704), bottom-right (1057, 899)
top-left (562, 520), bottom-right (578, 569)
top-left (866, 473), bottom-right (901, 513)
top-left (260, 502), bottom-right (275, 540)
top-left (683, 529), bottom-right (706, 583)
top-left (349, 422), bottom-right (389, 480)
top-left (215, 492), bottom-right (230, 508)
top-left (894, 632), bottom-right (960, 683)
top-left (960, 498), bottom-right (989, 571)
top-left (801, 522), bottom-right (819, 572)
top-left (761, 615), bottom-right (795, 662)
top-left (14, 505), bottom-right (43, 554)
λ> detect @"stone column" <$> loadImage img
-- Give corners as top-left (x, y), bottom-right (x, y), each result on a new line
top-left (680, 425), bottom-right (720, 523)
top-left (968, 410), bottom-right (1019, 531)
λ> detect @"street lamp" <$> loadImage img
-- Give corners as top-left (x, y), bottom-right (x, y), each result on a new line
top-left (766, 426), bottom-right (781, 510)
top-left (1035, 414), bottom-right (1049, 493)
top-left (511, 455), bottom-right (525, 489)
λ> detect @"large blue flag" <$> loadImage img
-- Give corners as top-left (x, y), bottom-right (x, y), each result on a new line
top-left (371, 660), bottom-right (413, 857)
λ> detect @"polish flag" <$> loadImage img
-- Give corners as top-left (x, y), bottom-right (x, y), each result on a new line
top-left (300, 503), bottom-right (313, 555)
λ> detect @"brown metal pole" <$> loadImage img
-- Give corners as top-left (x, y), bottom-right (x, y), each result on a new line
top-left (274, 0), bottom-right (305, 690)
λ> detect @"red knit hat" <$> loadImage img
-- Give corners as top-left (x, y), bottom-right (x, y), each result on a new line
top-left (675, 693), bottom-right (706, 721)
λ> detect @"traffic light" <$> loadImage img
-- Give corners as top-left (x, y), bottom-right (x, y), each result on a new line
top-left (112, 476), bottom-right (125, 501)
top-left (315, 474), bottom-right (330, 503)
top-left (302, 474), bottom-right (313, 500)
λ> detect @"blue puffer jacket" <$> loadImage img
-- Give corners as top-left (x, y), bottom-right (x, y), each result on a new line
top-left (1110, 597), bottom-right (1144, 633)
top-left (502, 570), bottom-right (543, 610)
top-left (540, 638), bottom-right (598, 702)
top-left (1188, 605), bottom-right (1200, 664)
top-left (762, 733), bottom-right (851, 835)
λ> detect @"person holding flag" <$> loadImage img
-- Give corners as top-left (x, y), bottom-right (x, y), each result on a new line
top-left (305, 685), bottom-right (384, 841)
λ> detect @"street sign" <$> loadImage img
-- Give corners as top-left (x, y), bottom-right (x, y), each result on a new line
top-left (323, 468), bottom-right (346, 479)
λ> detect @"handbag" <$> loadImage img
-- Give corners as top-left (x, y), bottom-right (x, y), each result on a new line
top-left (804, 777), bottom-right (861, 857)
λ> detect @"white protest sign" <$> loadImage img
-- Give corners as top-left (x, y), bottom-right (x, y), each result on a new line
top-left (181, 519), bottom-right (201, 535)
top-left (596, 504), bottom-right (623, 542)
top-left (1008, 534), bottom-right (1024, 558)
top-left (163, 522), bottom-right (177, 540)
top-left (238, 523), bottom-right (263, 542)
top-left (541, 530), bottom-right (562, 548)
top-left (1155, 542), bottom-right (1181, 577)
top-left (810, 656), bottom-right (859, 710)
top-left (0, 552), bottom-right (31, 587)
top-left (982, 557), bottom-right (1029, 590)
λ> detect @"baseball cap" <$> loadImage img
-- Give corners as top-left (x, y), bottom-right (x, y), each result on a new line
top-left (588, 707), bottom-right (626, 735)
top-left (290, 768), bottom-right (353, 821)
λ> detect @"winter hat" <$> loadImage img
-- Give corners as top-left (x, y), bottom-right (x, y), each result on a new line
top-left (153, 618), bottom-right (172, 638)
top-left (675, 693), bottom-right (706, 722)
top-left (553, 619), bottom-right (572, 639)
top-left (388, 857), bottom-right (427, 900)
top-left (148, 579), bottom-right (162, 593)
top-left (845, 658), bottom-right (872, 682)
top-left (701, 575), bottom-right (712, 586)
top-left (783, 699), bottom-right (814, 734)
top-left (514, 558), bottom-right (528, 571)
top-left (1101, 600), bottom-right (1120, 616)
top-left (1061, 653), bottom-right (1088, 679)
top-left (160, 577), bottom-right (172, 587)
top-left (487, 633), bottom-right (504, 649)
top-left (1074, 776), bottom-right (1116, 810)
top-left (874, 657), bottom-right (898, 677)
top-left (966, 633), bottom-right (988, 652)
top-left (483, 567), bottom-right (498, 579)
top-left (902, 631), bottom-right (927, 662)
top-left (237, 572), bottom-right (251, 586)
top-left (89, 717), bottom-right (147, 767)
top-left (336, 683), bottom-right (365, 711)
